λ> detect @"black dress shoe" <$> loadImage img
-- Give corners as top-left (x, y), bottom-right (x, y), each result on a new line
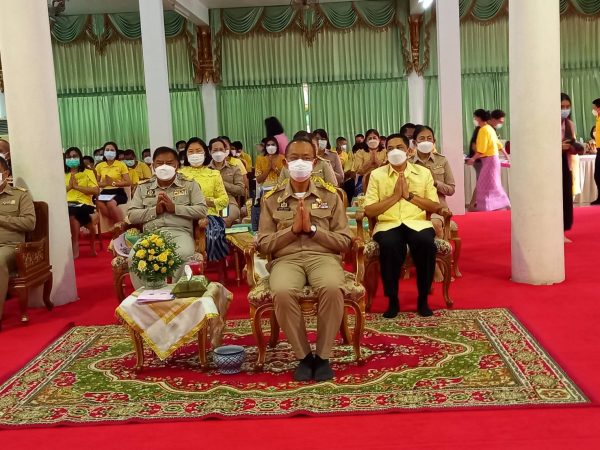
top-left (313, 355), bottom-right (334, 382)
top-left (591, 199), bottom-right (600, 205)
top-left (294, 353), bottom-right (314, 381)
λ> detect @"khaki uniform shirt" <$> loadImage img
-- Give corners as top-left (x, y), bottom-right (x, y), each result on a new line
top-left (278, 157), bottom-right (339, 187)
top-left (412, 153), bottom-right (456, 207)
top-left (320, 150), bottom-right (344, 186)
top-left (127, 175), bottom-right (207, 234)
top-left (208, 161), bottom-right (245, 205)
top-left (0, 185), bottom-right (36, 245)
top-left (257, 179), bottom-right (352, 260)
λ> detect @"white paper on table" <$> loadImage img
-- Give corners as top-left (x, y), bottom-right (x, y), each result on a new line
top-left (136, 287), bottom-right (175, 303)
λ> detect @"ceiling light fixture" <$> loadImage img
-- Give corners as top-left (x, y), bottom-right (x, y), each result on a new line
top-left (418, 0), bottom-right (434, 9)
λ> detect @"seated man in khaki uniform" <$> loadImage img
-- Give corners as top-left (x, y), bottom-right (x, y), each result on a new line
top-left (0, 157), bottom-right (36, 328)
top-left (257, 137), bottom-right (352, 382)
top-left (127, 147), bottom-right (207, 289)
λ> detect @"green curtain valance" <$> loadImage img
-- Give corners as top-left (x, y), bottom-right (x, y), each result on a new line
top-left (459, 0), bottom-right (600, 21)
top-left (51, 11), bottom-right (193, 50)
top-left (213, 1), bottom-right (397, 37)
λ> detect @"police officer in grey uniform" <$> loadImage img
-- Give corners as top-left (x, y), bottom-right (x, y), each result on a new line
top-left (127, 147), bottom-right (207, 289)
top-left (0, 157), bottom-right (36, 327)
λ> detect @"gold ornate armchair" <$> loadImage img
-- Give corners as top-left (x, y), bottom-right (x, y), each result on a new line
top-left (245, 238), bottom-right (366, 371)
top-left (356, 207), bottom-right (454, 312)
top-left (8, 201), bottom-right (53, 323)
top-left (110, 220), bottom-right (207, 303)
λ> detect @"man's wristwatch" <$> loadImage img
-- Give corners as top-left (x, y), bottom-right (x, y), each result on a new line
top-left (406, 192), bottom-right (415, 202)
top-left (111, 181), bottom-right (117, 187)
top-left (308, 224), bottom-right (317, 238)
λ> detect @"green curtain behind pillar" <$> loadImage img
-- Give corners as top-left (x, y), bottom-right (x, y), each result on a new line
top-left (424, 13), bottom-right (600, 151)
top-left (309, 78), bottom-right (409, 141)
top-left (217, 84), bottom-right (305, 160)
top-left (52, 35), bottom-right (203, 155)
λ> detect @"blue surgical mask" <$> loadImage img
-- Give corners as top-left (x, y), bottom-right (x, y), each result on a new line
top-left (104, 150), bottom-right (116, 160)
top-left (124, 160), bottom-right (136, 167)
top-left (561, 109), bottom-right (571, 119)
top-left (65, 158), bottom-right (80, 168)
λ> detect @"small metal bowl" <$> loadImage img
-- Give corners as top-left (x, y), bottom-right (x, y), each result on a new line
top-left (213, 345), bottom-right (245, 374)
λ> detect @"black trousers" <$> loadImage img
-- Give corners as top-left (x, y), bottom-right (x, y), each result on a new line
top-left (374, 224), bottom-right (436, 302)
top-left (343, 179), bottom-right (355, 204)
top-left (561, 152), bottom-right (573, 231)
top-left (594, 151), bottom-right (600, 200)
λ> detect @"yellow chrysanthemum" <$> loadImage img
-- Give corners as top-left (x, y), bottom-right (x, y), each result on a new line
top-left (135, 249), bottom-right (146, 259)
top-left (153, 264), bottom-right (160, 272)
top-left (160, 267), bottom-right (167, 274)
top-left (141, 239), bottom-right (149, 248)
top-left (137, 261), bottom-right (147, 271)
top-left (155, 239), bottom-right (164, 247)
top-left (157, 252), bottom-right (168, 263)
top-left (149, 249), bottom-right (155, 255)
top-left (148, 255), bottom-right (154, 261)
top-left (168, 260), bottom-right (174, 266)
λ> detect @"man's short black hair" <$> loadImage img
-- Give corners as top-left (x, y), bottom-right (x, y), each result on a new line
top-left (355, 133), bottom-right (364, 139)
top-left (175, 140), bottom-right (186, 148)
top-left (152, 146), bottom-right (179, 161)
top-left (293, 130), bottom-right (311, 140)
top-left (285, 137), bottom-right (315, 157)
top-left (142, 148), bottom-right (151, 156)
top-left (593, 98), bottom-right (600, 108)
top-left (386, 133), bottom-right (410, 148)
top-left (231, 141), bottom-right (243, 150)
top-left (491, 109), bottom-right (506, 120)
top-left (123, 149), bottom-right (136, 158)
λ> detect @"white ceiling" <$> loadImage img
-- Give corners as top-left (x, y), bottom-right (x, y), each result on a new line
top-left (59, 0), bottom-right (348, 15)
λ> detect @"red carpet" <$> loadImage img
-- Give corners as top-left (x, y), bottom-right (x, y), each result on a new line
top-left (1, 208), bottom-right (600, 448)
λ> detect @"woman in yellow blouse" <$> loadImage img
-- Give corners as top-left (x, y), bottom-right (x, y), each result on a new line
top-left (353, 129), bottom-right (387, 176)
top-left (466, 109), bottom-right (510, 211)
top-left (255, 136), bottom-right (285, 189)
top-left (95, 141), bottom-right (131, 225)
top-left (64, 147), bottom-right (100, 258)
top-left (179, 138), bottom-right (230, 261)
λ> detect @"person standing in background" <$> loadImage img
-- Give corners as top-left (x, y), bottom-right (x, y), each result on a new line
top-left (488, 110), bottom-right (510, 161)
top-left (313, 129), bottom-right (344, 186)
top-left (591, 98), bottom-right (600, 205)
top-left (265, 117), bottom-right (289, 156)
top-left (336, 136), bottom-right (355, 201)
top-left (560, 93), bottom-right (576, 235)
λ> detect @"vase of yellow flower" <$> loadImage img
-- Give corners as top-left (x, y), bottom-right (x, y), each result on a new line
top-left (130, 230), bottom-right (183, 290)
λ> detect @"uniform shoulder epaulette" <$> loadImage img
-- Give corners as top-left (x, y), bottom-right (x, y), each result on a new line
top-left (13, 186), bottom-right (27, 192)
top-left (312, 176), bottom-right (336, 193)
top-left (264, 179), bottom-right (288, 199)
top-left (138, 177), bottom-right (154, 185)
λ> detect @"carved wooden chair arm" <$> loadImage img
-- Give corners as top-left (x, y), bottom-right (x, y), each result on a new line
top-left (351, 238), bottom-right (365, 285)
top-left (437, 207), bottom-right (453, 241)
top-left (194, 219), bottom-right (208, 256)
top-left (243, 242), bottom-right (259, 288)
top-left (14, 239), bottom-right (47, 273)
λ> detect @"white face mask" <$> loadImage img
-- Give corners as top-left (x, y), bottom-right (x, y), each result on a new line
top-left (318, 139), bottom-right (327, 150)
top-left (367, 138), bottom-right (380, 150)
top-left (94, 155), bottom-right (104, 162)
top-left (287, 159), bottom-right (313, 182)
top-left (104, 150), bottom-right (116, 160)
top-left (495, 123), bottom-right (504, 130)
top-left (473, 119), bottom-right (479, 127)
top-left (387, 149), bottom-right (407, 166)
top-left (593, 109), bottom-right (599, 117)
top-left (143, 156), bottom-right (152, 164)
top-left (266, 145), bottom-right (277, 155)
top-left (188, 153), bottom-right (205, 167)
top-left (341, 144), bottom-right (347, 151)
top-left (416, 141), bottom-right (435, 154)
top-left (154, 164), bottom-right (176, 181)
top-left (211, 151), bottom-right (226, 163)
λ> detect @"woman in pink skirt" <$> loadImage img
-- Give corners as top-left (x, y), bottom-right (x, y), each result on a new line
top-left (466, 109), bottom-right (510, 211)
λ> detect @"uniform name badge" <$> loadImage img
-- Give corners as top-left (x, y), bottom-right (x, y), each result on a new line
top-left (173, 188), bottom-right (187, 197)
top-left (145, 189), bottom-right (156, 198)
top-left (311, 198), bottom-right (328, 209)
top-left (277, 201), bottom-right (290, 211)
top-left (1, 199), bottom-right (16, 205)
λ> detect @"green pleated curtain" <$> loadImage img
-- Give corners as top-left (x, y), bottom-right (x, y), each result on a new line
top-left (309, 78), bottom-right (409, 141)
top-left (423, 9), bottom-right (600, 150)
top-left (217, 85), bottom-right (305, 160)
top-left (51, 12), bottom-right (203, 155)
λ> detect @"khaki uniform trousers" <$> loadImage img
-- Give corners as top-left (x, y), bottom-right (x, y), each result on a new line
top-left (224, 202), bottom-right (241, 228)
top-left (269, 252), bottom-right (345, 359)
top-left (129, 229), bottom-right (195, 290)
top-left (0, 245), bottom-right (17, 318)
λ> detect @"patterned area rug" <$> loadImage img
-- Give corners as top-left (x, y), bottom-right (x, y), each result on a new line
top-left (0, 309), bottom-right (587, 427)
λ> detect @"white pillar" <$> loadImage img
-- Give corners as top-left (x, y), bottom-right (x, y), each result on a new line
top-left (0, 0), bottom-right (77, 306)
top-left (140, 0), bottom-right (174, 150)
top-left (0, 92), bottom-right (6, 120)
top-left (435, 0), bottom-right (465, 215)
top-left (509, 0), bottom-right (564, 284)
top-left (407, 72), bottom-right (425, 124)
top-left (202, 82), bottom-right (219, 138)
